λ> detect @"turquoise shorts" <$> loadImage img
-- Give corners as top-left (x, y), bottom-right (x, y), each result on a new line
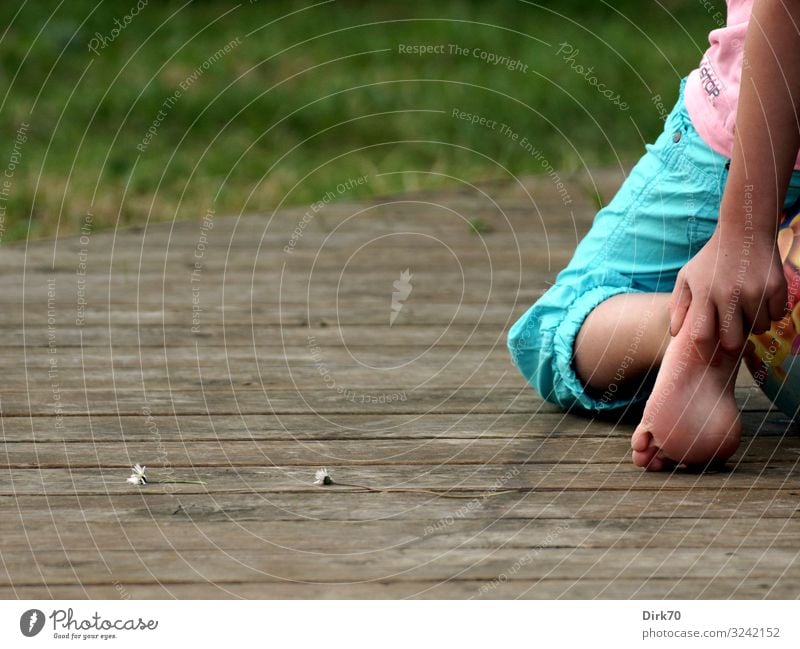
top-left (507, 77), bottom-right (800, 413)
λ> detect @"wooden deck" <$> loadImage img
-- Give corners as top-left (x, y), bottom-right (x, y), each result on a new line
top-left (2, 168), bottom-right (800, 599)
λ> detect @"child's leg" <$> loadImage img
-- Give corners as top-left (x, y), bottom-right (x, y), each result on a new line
top-left (569, 283), bottom-right (741, 469)
top-left (630, 174), bottom-right (800, 470)
top-left (574, 292), bottom-right (671, 393)
top-left (573, 288), bottom-right (742, 470)
top-left (509, 79), bottom-right (725, 409)
top-left (629, 312), bottom-right (742, 470)
top-left (508, 78), bottom-right (737, 467)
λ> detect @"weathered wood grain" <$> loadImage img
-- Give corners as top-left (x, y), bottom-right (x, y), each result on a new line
top-left (0, 386), bottom-right (777, 416)
top-left (4, 488), bottom-right (800, 522)
top-left (0, 412), bottom-right (790, 445)
top-left (3, 436), bottom-right (800, 471)
top-left (3, 546), bottom-right (798, 586)
top-left (3, 169), bottom-right (798, 600)
top-left (6, 518), bottom-right (800, 553)
top-left (3, 461), bottom-right (800, 497)
top-left (0, 577), bottom-right (793, 599)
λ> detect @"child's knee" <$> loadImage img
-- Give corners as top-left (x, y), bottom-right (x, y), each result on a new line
top-left (508, 280), bottom-right (643, 412)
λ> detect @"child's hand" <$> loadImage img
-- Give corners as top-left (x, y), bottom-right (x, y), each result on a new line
top-left (667, 0), bottom-right (800, 355)
top-left (668, 225), bottom-right (786, 354)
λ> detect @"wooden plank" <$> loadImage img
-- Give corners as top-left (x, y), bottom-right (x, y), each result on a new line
top-left (5, 168), bottom-right (798, 600)
top-left (0, 387), bottom-right (566, 415)
top-left (4, 436), bottom-right (800, 472)
top-left (0, 324), bottom-right (509, 348)
top-left (4, 464), bottom-right (800, 499)
top-left (7, 281), bottom-right (537, 306)
top-left (0, 413), bottom-right (600, 442)
top-left (0, 366), bottom-right (522, 392)
top-left (0, 366), bottom-right (523, 390)
top-left (0, 386), bottom-right (776, 416)
top-left (3, 198), bottom-right (592, 256)
top-left (0, 361), bottom-right (770, 393)
top-left (2, 546), bottom-right (798, 586)
top-left (0, 345), bottom-right (518, 369)
top-left (16, 268), bottom-right (539, 287)
top-left (7, 234), bottom-right (566, 267)
top-left (3, 251), bottom-right (572, 281)
top-left (3, 518), bottom-right (799, 553)
top-left (0, 303), bottom-right (529, 326)
top-left (0, 411), bottom-right (788, 443)
top-left (4, 489), bottom-right (799, 521)
top-left (0, 577), bottom-right (792, 599)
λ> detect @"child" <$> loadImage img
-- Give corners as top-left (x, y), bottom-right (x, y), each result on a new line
top-left (508, 0), bottom-right (800, 470)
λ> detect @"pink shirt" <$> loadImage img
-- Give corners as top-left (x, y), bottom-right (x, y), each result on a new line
top-left (684, 0), bottom-right (800, 168)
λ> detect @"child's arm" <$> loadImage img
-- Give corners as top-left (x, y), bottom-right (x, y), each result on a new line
top-left (669, 0), bottom-right (800, 353)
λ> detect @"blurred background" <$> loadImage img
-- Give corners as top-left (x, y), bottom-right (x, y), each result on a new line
top-left (0, 0), bottom-right (719, 240)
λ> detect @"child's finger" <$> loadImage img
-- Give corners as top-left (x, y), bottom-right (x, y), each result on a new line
top-left (669, 279), bottom-right (691, 336)
top-left (748, 302), bottom-right (773, 335)
top-left (689, 301), bottom-right (717, 362)
top-left (768, 285), bottom-right (788, 324)
top-left (718, 303), bottom-right (744, 353)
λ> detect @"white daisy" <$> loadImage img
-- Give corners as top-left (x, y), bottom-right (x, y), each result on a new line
top-left (313, 467), bottom-right (332, 486)
top-left (127, 463), bottom-right (148, 485)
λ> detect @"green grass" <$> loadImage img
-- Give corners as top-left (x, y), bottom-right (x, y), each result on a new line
top-left (0, 0), bottom-right (720, 239)
top-left (468, 217), bottom-right (492, 235)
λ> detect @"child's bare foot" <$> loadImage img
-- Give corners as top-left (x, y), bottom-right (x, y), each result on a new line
top-left (630, 317), bottom-right (742, 471)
